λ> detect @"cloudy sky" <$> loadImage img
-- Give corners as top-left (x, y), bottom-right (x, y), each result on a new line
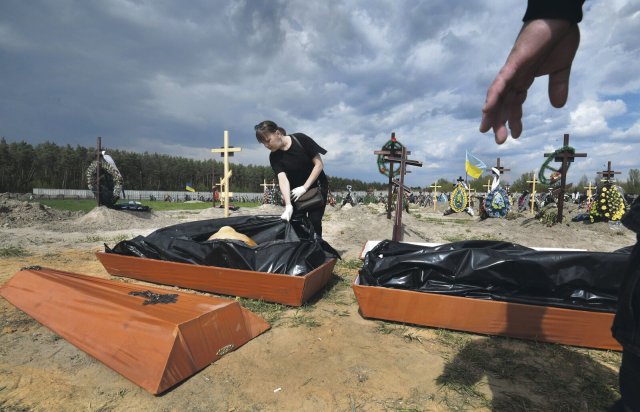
top-left (1, 0), bottom-right (639, 188)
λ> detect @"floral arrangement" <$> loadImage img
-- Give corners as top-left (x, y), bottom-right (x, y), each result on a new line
top-left (589, 184), bottom-right (626, 222)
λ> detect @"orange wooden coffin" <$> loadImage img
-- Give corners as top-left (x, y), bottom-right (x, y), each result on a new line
top-left (0, 267), bottom-right (270, 394)
top-left (96, 252), bottom-right (337, 306)
top-left (353, 274), bottom-right (621, 351)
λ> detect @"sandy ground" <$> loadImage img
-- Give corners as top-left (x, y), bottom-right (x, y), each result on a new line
top-left (0, 197), bottom-right (634, 411)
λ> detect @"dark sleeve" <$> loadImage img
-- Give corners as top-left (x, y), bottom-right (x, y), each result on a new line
top-left (523, 0), bottom-right (585, 23)
top-left (622, 197), bottom-right (640, 234)
top-left (269, 152), bottom-right (285, 175)
top-left (295, 133), bottom-right (327, 157)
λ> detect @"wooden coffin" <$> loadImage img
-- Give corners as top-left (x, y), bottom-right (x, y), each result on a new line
top-left (353, 275), bottom-right (620, 350)
top-left (354, 241), bottom-right (621, 351)
top-left (0, 267), bottom-right (270, 394)
top-left (96, 252), bottom-right (337, 306)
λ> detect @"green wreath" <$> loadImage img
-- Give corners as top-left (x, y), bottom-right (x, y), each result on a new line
top-left (86, 159), bottom-right (123, 207)
top-left (377, 139), bottom-right (404, 177)
top-left (538, 146), bottom-right (574, 186)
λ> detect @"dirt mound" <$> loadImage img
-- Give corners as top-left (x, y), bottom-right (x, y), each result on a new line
top-left (250, 204), bottom-right (282, 215)
top-left (68, 206), bottom-right (166, 232)
top-left (197, 206), bottom-right (230, 218)
top-left (0, 197), bottom-right (80, 228)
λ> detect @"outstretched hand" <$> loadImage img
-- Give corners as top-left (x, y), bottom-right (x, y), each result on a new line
top-left (480, 19), bottom-right (580, 144)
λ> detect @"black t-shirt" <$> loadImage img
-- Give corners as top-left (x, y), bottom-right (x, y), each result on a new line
top-left (269, 133), bottom-right (328, 188)
top-left (523, 0), bottom-right (584, 23)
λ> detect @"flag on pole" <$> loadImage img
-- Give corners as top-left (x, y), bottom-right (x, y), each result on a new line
top-left (185, 183), bottom-right (195, 192)
top-left (465, 151), bottom-right (486, 179)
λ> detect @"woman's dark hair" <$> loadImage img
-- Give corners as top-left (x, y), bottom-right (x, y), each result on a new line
top-left (255, 120), bottom-right (286, 142)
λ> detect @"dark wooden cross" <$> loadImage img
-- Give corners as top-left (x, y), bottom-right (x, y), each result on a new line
top-left (493, 157), bottom-right (511, 175)
top-left (374, 132), bottom-right (410, 219)
top-left (95, 136), bottom-right (102, 207)
top-left (597, 161), bottom-right (621, 183)
top-left (386, 146), bottom-right (422, 241)
top-left (543, 133), bottom-right (587, 223)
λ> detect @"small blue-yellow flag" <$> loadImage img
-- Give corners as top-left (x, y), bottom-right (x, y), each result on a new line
top-left (185, 183), bottom-right (195, 192)
top-left (465, 151), bottom-right (486, 179)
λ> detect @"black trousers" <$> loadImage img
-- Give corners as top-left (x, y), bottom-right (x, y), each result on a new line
top-left (611, 349), bottom-right (640, 411)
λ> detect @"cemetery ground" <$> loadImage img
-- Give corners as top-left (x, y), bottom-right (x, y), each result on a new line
top-left (0, 194), bottom-right (634, 411)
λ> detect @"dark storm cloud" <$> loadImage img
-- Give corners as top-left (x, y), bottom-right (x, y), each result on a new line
top-left (0, 0), bottom-right (638, 186)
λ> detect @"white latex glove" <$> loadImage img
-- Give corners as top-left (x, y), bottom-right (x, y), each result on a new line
top-left (291, 186), bottom-right (307, 201)
top-left (280, 204), bottom-right (293, 221)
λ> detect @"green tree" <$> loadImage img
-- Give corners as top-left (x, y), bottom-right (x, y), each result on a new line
top-left (623, 169), bottom-right (640, 194)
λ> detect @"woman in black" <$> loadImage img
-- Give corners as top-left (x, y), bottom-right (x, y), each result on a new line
top-left (255, 120), bottom-right (328, 238)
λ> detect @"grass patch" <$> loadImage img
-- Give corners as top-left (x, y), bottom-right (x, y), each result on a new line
top-left (374, 322), bottom-right (425, 344)
top-left (38, 199), bottom-right (97, 212)
top-left (433, 329), bottom-right (472, 350)
top-left (289, 310), bottom-right (321, 328)
top-left (337, 258), bottom-right (363, 270)
top-left (585, 349), bottom-right (622, 369)
top-left (111, 234), bottom-right (133, 243)
top-left (316, 260), bottom-right (360, 305)
top-left (35, 199), bottom-right (260, 213)
top-left (416, 216), bottom-right (471, 225)
top-left (0, 246), bottom-right (30, 257)
top-left (442, 233), bottom-right (499, 243)
top-left (237, 298), bottom-right (287, 324)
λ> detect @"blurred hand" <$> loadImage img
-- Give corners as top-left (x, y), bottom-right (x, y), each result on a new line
top-left (280, 204), bottom-right (293, 221)
top-left (480, 19), bottom-right (580, 144)
top-left (291, 186), bottom-right (307, 201)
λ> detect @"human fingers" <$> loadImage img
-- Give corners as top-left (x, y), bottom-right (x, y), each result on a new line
top-left (480, 75), bottom-right (509, 135)
top-left (493, 108), bottom-right (510, 145)
top-left (548, 66), bottom-right (571, 108)
top-left (506, 90), bottom-right (527, 139)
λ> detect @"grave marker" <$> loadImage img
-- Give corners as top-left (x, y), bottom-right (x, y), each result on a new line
top-left (543, 134), bottom-right (587, 223)
top-left (430, 182), bottom-right (441, 212)
top-left (597, 161), bottom-right (621, 183)
top-left (386, 146), bottom-right (422, 241)
top-left (526, 173), bottom-right (539, 215)
top-left (211, 130), bottom-right (242, 217)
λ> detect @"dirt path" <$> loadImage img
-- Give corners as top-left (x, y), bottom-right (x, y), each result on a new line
top-left (0, 200), bottom-right (631, 411)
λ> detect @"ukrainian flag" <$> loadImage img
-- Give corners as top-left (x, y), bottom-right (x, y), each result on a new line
top-left (465, 151), bottom-right (486, 179)
top-left (185, 183), bottom-right (195, 192)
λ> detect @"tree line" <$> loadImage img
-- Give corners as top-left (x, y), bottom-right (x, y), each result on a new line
top-left (1, 138), bottom-right (638, 195)
top-left (0, 138), bottom-right (388, 193)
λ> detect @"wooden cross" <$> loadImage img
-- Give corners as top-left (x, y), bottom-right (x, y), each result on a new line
top-left (385, 146), bottom-right (422, 241)
top-left (526, 173), bottom-right (538, 215)
top-left (260, 179), bottom-right (276, 193)
top-left (493, 157), bottom-right (511, 175)
top-left (215, 178), bottom-right (234, 207)
top-left (597, 161), bottom-right (621, 183)
top-left (211, 130), bottom-right (242, 217)
top-left (583, 181), bottom-right (594, 199)
top-left (467, 188), bottom-right (476, 207)
top-left (95, 136), bottom-right (102, 207)
top-left (543, 133), bottom-right (587, 223)
top-left (483, 179), bottom-right (492, 193)
top-left (211, 162), bottom-right (217, 207)
top-left (430, 182), bottom-right (441, 212)
top-left (374, 132), bottom-right (410, 219)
